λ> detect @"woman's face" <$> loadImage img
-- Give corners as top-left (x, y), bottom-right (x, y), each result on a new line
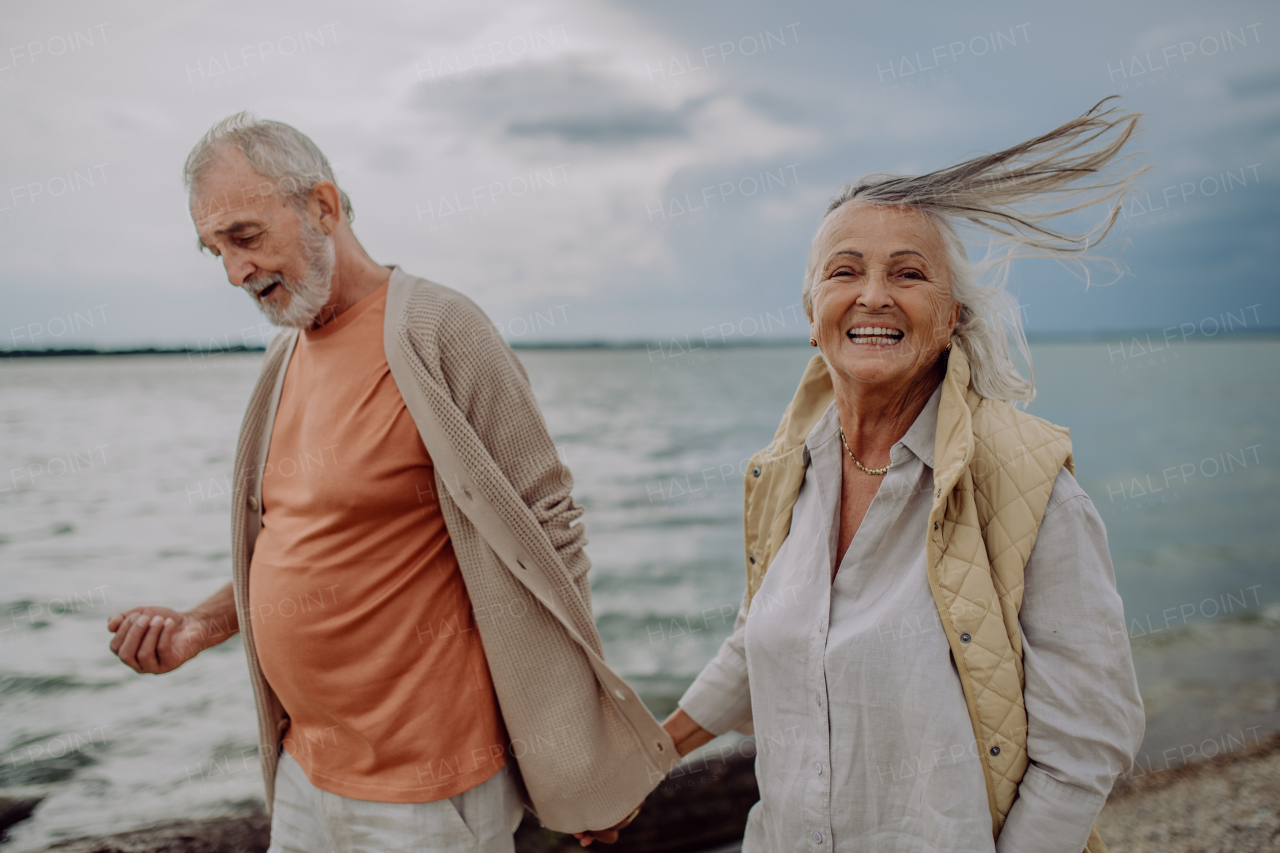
top-left (808, 204), bottom-right (961, 395)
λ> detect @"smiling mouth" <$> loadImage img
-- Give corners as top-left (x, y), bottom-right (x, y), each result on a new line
top-left (847, 326), bottom-right (904, 346)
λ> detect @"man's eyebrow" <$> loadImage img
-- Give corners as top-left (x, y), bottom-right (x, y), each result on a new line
top-left (215, 220), bottom-right (259, 237)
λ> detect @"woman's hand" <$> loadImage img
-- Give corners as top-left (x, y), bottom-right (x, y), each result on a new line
top-left (663, 707), bottom-right (715, 757)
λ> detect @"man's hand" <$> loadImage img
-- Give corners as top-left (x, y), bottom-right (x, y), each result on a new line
top-left (107, 607), bottom-right (210, 674)
top-left (108, 583), bottom-right (238, 674)
top-left (570, 708), bottom-right (714, 846)
top-left (572, 805), bottom-right (641, 847)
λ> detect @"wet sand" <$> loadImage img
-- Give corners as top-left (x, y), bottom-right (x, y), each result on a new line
top-left (23, 732), bottom-right (1280, 853)
top-left (1096, 731), bottom-right (1280, 852)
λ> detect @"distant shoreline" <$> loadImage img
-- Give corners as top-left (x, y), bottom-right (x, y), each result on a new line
top-left (3, 328), bottom-right (1279, 359)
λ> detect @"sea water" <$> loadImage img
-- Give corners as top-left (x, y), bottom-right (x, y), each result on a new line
top-left (1, 339), bottom-right (1276, 847)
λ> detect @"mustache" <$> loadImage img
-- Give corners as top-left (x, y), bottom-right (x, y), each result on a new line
top-left (243, 272), bottom-right (285, 297)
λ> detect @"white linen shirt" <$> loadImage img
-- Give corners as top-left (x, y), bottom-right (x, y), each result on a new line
top-left (679, 388), bottom-right (1144, 853)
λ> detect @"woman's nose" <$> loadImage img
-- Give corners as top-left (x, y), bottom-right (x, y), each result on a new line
top-left (857, 272), bottom-right (893, 308)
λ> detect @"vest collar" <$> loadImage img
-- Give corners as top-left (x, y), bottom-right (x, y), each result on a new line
top-left (780, 345), bottom-right (974, 482)
top-left (931, 345), bottom-right (977, 513)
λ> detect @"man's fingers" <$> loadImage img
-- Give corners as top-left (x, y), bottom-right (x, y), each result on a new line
top-left (155, 617), bottom-right (177, 667)
top-left (108, 623), bottom-right (125, 655)
top-left (115, 614), bottom-right (150, 671)
top-left (109, 614), bottom-right (138, 655)
top-left (136, 615), bottom-right (164, 673)
top-left (108, 611), bottom-right (140, 651)
top-left (574, 829), bottom-right (620, 847)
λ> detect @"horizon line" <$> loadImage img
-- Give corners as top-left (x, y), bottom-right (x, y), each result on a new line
top-left (3, 326), bottom-right (1279, 359)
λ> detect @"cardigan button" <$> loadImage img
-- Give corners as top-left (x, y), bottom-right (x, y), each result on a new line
top-left (990, 746), bottom-right (1001, 756)
top-left (247, 496), bottom-right (260, 512)
top-left (960, 633), bottom-right (971, 643)
top-left (752, 466), bottom-right (762, 477)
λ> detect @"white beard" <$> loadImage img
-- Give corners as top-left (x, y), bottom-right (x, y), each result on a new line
top-left (242, 219), bottom-right (335, 329)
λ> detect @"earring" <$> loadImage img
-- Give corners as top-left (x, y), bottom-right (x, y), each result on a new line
top-left (809, 338), bottom-right (818, 347)
top-left (945, 342), bottom-right (953, 352)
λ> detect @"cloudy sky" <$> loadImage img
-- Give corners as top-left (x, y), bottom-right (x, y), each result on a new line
top-left (2, 0), bottom-right (1276, 349)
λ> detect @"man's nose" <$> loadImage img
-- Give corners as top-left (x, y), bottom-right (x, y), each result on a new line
top-left (224, 256), bottom-right (256, 288)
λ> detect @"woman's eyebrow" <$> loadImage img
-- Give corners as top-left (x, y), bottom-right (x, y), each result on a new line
top-left (889, 250), bottom-right (926, 259)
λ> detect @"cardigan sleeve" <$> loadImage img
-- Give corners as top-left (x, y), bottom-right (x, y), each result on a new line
top-left (430, 290), bottom-right (594, 608)
top-left (995, 468), bottom-right (1145, 853)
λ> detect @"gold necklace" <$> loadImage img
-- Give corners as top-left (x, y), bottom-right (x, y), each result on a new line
top-left (839, 427), bottom-right (890, 475)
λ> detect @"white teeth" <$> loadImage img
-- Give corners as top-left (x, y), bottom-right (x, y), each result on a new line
top-left (847, 326), bottom-right (903, 338)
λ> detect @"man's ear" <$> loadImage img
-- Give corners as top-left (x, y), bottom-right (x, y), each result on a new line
top-left (309, 181), bottom-right (342, 234)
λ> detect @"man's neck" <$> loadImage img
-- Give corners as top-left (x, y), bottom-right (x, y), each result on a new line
top-left (313, 246), bottom-right (392, 328)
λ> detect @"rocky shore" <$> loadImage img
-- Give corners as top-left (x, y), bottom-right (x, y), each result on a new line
top-left (1095, 729), bottom-right (1280, 852)
top-left (9, 733), bottom-right (1276, 853)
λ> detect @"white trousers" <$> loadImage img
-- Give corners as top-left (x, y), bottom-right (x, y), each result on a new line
top-left (266, 751), bottom-right (525, 853)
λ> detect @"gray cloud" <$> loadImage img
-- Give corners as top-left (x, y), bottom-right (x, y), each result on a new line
top-left (414, 55), bottom-right (703, 147)
top-left (1227, 68), bottom-right (1280, 98)
top-left (506, 107), bottom-right (690, 145)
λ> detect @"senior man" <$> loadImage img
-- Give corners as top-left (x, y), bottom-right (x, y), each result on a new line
top-left (107, 113), bottom-right (676, 852)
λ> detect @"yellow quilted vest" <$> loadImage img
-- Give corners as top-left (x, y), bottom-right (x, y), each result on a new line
top-left (741, 346), bottom-right (1107, 852)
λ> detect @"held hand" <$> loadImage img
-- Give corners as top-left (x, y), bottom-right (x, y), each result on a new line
top-left (107, 606), bottom-right (208, 674)
top-left (572, 805), bottom-right (642, 847)
top-left (662, 707), bottom-right (715, 757)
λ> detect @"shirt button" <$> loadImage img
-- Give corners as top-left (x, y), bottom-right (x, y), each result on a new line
top-left (247, 496), bottom-right (260, 512)
top-left (814, 762), bottom-right (823, 775)
top-left (812, 831), bottom-right (823, 844)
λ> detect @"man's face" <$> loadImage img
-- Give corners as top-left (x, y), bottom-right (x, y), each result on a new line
top-left (189, 148), bottom-right (333, 329)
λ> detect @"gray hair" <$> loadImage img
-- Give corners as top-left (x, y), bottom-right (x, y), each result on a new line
top-left (183, 111), bottom-right (353, 222)
top-left (803, 97), bottom-right (1145, 403)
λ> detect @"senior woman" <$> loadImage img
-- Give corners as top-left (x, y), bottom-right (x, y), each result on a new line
top-left (660, 101), bottom-right (1146, 853)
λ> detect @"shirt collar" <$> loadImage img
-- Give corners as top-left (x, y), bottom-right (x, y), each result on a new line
top-left (806, 383), bottom-right (942, 470)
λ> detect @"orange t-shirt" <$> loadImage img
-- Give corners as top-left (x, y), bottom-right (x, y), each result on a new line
top-left (248, 281), bottom-right (506, 803)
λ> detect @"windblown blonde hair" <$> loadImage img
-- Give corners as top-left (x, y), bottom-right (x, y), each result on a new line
top-left (804, 97), bottom-right (1147, 403)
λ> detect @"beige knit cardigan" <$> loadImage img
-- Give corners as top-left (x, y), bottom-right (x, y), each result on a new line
top-left (229, 267), bottom-right (678, 832)
top-left (740, 347), bottom-right (1108, 853)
